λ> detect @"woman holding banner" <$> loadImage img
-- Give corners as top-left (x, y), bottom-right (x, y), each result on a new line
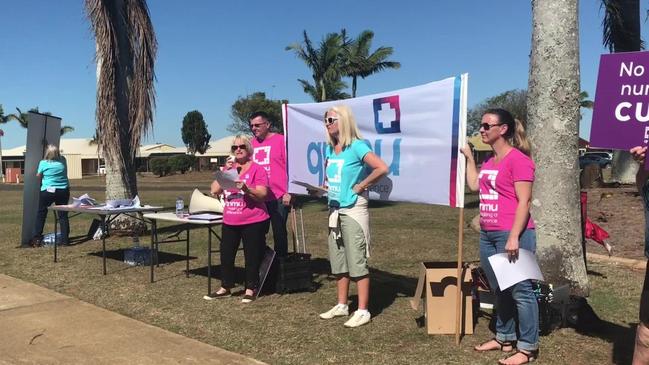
top-left (461, 108), bottom-right (539, 365)
top-left (310, 105), bottom-right (388, 328)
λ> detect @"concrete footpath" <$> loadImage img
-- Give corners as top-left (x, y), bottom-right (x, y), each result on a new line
top-left (0, 274), bottom-right (266, 365)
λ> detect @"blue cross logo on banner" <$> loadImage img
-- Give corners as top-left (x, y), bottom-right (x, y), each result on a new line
top-left (373, 95), bottom-right (401, 134)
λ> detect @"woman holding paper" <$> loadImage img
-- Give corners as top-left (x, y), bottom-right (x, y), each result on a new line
top-left (209, 135), bottom-right (269, 303)
top-left (311, 105), bottom-right (388, 328)
top-left (461, 109), bottom-right (539, 365)
top-left (31, 145), bottom-right (70, 247)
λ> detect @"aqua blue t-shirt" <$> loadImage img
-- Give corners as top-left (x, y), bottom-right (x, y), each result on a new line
top-left (37, 159), bottom-right (69, 191)
top-left (325, 139), bottom-right (371, 208)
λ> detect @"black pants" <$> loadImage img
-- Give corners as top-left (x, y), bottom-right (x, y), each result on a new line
top-left (265, 198), bottom-right (289, 257)
top-left (220, 219), bottom-right (269, 290)
top-left (34, 188), bottom-right (70, 243)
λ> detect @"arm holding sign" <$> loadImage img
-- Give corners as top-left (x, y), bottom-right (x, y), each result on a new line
top-left (461, 144), bottom-right (479, 192)
top-left (631, 146), bottom-right (649, 193)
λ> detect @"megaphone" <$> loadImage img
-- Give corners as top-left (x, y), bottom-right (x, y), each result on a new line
top-left (189, 188), bottom-right (224, 214)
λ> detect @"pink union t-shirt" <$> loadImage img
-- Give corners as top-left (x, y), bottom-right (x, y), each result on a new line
top-left (251, 133), bottom-right (288, 201)
top-left (478, 148), bottom-right (536, 231)
top-left (223, 163), bottom-right (270, 226)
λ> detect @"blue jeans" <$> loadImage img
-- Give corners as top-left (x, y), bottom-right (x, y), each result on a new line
top-left (479, 229), bottom-right (539, 351)
top-left (265, 198), bottom-right (289, 257)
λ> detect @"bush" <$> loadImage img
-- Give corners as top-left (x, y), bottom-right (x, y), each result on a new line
top-left (168, 155), bottom-right (194, 174)
top-left (150, 157), bottom-right (171, 177)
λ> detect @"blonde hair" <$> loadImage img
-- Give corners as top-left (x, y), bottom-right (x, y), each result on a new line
top-left (324, 105), bottom-right (363, 148)
top-left (43, 144), bottom-right (61, 160)
top-left (512, 119), bottom-right (531, 156)
top-left (232, 134), bottom-right (253, 156)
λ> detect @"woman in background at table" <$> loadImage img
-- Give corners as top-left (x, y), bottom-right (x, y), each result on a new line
top-left (31, 145), bottom-right (70, 247)
top-left (209, 135), bottom-right (269, 303)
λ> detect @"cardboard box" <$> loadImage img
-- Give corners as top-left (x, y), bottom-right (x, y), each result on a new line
top-left (410, 262), bottom-right (473, 335)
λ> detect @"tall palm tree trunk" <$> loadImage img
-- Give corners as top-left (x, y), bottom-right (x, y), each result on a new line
top-left (87, 0), bottom-right (157, 232)
top-left (528, 0), bottom-right (588, 295)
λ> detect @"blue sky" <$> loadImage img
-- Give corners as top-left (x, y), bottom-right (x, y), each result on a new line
top-left (0, 1), bottom-right (644, 149)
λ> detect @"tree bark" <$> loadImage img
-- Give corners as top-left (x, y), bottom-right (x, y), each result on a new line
top-left (528, 0), bottom-right (588, 295)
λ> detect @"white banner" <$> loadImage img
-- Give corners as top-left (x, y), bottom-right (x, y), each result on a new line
top-left (283, 75), bottom-right (467, 207)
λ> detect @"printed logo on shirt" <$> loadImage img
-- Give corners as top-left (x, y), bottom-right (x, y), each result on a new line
top-left (253, 146), bottom-right (271, 165)
top-left (478, 169), bottom-right (499, 223)
top-left (478, 170), bottom-right (498, 200)
top-left (373, 95), bottom-right (401, 134)
top-left (327, 159), bottom-right (344, 183)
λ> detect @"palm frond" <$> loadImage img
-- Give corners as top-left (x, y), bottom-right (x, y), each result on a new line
top-left (60, 126), bottom-right (75, 135)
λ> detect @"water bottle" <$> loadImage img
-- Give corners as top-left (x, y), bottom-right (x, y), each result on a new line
top-left (175, 197), bottom-right (184, 217)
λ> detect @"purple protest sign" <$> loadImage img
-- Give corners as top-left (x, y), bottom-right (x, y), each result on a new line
top-left (591, 51), bottom-right (649, 169)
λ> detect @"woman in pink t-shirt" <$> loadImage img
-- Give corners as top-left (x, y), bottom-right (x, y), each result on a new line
top-left (209, 135), bottom-right (270, 303)
top-left (462, 109), bottom-right (539, 365)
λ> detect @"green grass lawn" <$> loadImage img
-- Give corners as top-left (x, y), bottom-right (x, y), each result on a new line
top-left (0, 172), bottom-right (642, 364)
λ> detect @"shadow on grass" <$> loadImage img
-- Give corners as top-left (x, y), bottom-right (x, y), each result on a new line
top-left (310, 257), bottom-right (418, 317)
top-left (88, 249), bottom-right (196, 265)
top-left (563, 298), bottom-right (635, 364)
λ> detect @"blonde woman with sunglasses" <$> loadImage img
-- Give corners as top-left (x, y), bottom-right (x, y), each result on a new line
top-left (210, 135), bottom-right (270, 303)
top-left (311, 105), bottom-right (388, 328)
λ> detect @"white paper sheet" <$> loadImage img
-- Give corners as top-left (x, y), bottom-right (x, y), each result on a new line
top-left (72, 193), bottom-right (97, 207)
top-left (487, 249), bottom-right (544, 290)
top-left (215, 169), bottom-right (239, 190)
top-left (187, 213), bottom-right (222, 221)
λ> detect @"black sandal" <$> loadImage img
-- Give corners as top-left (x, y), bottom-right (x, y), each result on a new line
top-left (474, 338), bottom-right (515, 352)
top-left (498, 349), bottom-right (539, 365)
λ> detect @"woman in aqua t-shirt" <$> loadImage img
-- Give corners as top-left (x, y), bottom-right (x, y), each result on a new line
top-left (32, 145), bottom-right (70, 247)
top-left (311, 105), bottom-right (388, 328)
top-left (209, 135), bottom-right (270, 303)
top-left (462, 109), bottom-right (539, 365)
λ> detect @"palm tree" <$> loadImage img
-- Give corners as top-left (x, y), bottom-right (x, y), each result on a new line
top-left (85, 0), bottom-right (157, 216)
top-left (600, 0), bottom-right (641, 184)
top-left (343, 30), bottom-right (401, 98)
top-left (286, 30), bottom-right (349, 102)
top-left (7, 107), bottom-right (75, 135)
top-left (528, 0), bottom-right (588, 294)
top-left (579, 91), bottom-right (594, 110)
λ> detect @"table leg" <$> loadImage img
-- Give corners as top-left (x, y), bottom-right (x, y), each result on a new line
top-left (186, 229), bottom-right (190, 278)
top-left (150, 220), bottom-right (156, 283)
top-left (207, 226), bottom-right (212, 296)
top-left (101, 215), bottom-right (107, 275)
top-left (53, 209), bottom-right (59, 263)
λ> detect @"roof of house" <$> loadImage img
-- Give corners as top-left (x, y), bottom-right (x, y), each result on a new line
top-left (2, 136), bottom-right (237, 158)
top-left (468, 135), bottom-right (492, 152)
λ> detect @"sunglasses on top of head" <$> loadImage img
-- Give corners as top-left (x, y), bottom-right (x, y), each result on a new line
top-left (324, 117), bottom-right (338, 125)
top-left (480, 122), bottom-right (504, 131)
top-left (231, 144), bottom-right (247, 152)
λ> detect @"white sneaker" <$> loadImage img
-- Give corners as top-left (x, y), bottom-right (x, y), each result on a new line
top-left (319, 304), bottom-right (349, 319)
top-left (343, 311), bottom-right (371, 328)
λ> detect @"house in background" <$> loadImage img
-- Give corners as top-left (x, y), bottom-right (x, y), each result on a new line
top-left (1, 136), bottom-right (235, 180)
top-left (468, 135), bottom-right (492, 165)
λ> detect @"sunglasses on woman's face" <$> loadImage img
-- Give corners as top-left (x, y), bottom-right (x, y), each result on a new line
top-left (324, 117), bottom-right (338, 125)
top-left (231, 144), bottom-right (247, 152)
top-left (480, 123), bottom-right (504, 131)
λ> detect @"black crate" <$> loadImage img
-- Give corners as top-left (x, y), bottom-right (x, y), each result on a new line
top-left (275, 253), bottom-right (313, 293)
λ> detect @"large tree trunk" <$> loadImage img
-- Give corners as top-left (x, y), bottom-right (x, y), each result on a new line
top-left (528, 0), bottom-right (588, 295)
